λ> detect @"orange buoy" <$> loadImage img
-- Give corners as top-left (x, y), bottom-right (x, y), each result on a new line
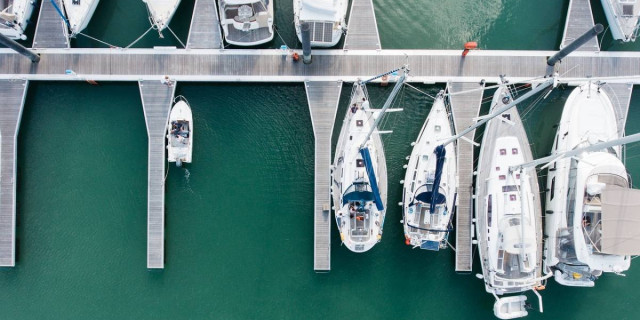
top-left (462, 41), bottom-right (478, 57)
top-left (86, 80), bottom-right (98, 85)
top-left (292, 52), bottom-right (300, 62)
top-left (405, 238), bottom-right (411, 245)
top-left (535, 285), bottom-right (546, 291)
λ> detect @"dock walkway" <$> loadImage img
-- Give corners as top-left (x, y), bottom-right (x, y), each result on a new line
top-left (561, 0), bottom-right (599, 51)
top-left (33, 0), bottom-right (69, 49)
top-left (187, 0), bottom-right (223, 49)
top-left (448, 82), bottom-right (484, 273)
top-left (2, 50), bottom-right (640, 83)
top-left (344, 0), bottom-right (381, 50)
top-left (0, 80), bottom-right (28, 267)
top-left (139, 81), bottom-right (176, 269)
top-left (305, 81), bottom-right (342, 272)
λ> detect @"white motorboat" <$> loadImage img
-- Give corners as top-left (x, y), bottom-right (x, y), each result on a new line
top-left (402, 91), bottom-right (457, 250)
top-left (293, 0), bottom-right (348, 47)
top-left (601, 0), bottom-right (640, 42)
top-left (62, 0), bottom-right (100, 36)
top-left (142, 0), bottom-right (181, 32)
top-left (543, 82), bottom-right (640, 286)
top-left (332, 68), bottom-right (407, 253)
top-left (0, 0), bottom-right (36, 40)
top-left (167, 96), bottom-right (193, 167)
top-left (218, 0), bottom-right (273, 46)
top-left (476, 84), bottom-right (544, 319)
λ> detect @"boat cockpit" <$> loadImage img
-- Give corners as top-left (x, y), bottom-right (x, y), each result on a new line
top-left (343, 182), bottom-right (376, 240)
top-left (170, 120), bottom-right (190, 147)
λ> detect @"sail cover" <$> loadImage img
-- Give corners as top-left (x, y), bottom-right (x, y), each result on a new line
top-left (430, 145), bottom-right (446, 214)
top-left (359, 148), bottom-right (384, 211)
top-left (600, 186), bottom-right (640, 255)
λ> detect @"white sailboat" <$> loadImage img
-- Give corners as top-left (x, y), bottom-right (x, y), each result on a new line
top-left (0, 0), bottom-right (36, 40)
top-left (293, 0), bottom-right (348, 47)
top-left (142, 0), bottom-right (181, 32)
top-left (543, 82), bottom-right (640, 286)
top-left (601, 0), bottom-right (640, 42)
top-left (167, 96), bottom-right (193, 167)
top-left (332, 68), bottom-right (407, 253)
top-left (218, 0), bottom-right (274, 46)
top-left (475, 82), bottom-right (548, 319)
top-left (62, 0), bottom-right (100, 36)
top-left (402, 91), bottom-right (457, 250)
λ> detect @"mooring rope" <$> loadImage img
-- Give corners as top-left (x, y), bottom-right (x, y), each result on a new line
top-left (166, 25), bottom-right (186, 48)
top-left (125, 26), bottom-right (155, 49)
top-left (77, 32), bottom-right (119, 48)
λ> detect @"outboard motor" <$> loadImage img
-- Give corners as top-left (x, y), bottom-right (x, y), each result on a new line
top-left (176, 158), bottom-right (182, 167)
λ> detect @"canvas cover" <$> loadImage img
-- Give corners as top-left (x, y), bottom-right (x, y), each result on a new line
top-left (600, 186), bottom-right (640, 255)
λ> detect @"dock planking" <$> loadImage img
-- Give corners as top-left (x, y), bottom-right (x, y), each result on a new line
top-left (139, 80), bottom-right (176, 269)
top-left (305, 81), bottom-right (342, 272)
top-left (448, 82), bottom-right (484, 273)
top-left (344, 0), bottom-right (381, 50)
top-left (561, 0), bottom-right (599, 51)
top-left (0, 80), bottom-right (28, 267)
top-left (187, 0), bottom-right (223, 49)
top-left (33, 0), bottom-right (70, 49)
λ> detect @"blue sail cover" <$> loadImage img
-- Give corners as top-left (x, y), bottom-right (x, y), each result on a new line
top-left (430, 145), bottom-right (446, 214)
top-left (359, 148), bottom-right (384, 211)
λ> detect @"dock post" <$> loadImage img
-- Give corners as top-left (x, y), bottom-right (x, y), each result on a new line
top-left (0, 34), bottom-right (40, 63)
top-left (547, 23), bottom-right (603, 66)
top-left (301, 22), bottom-right (312, 64)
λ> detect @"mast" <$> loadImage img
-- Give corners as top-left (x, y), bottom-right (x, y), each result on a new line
top-left (441, 77), bottom-right (555, 147)
top-left (510, 132), bottom-right (640, 172)
top-left (359, 66), bottom-right (408, 149)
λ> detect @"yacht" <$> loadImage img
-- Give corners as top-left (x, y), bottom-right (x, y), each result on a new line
top-left (332, 69), bottom-right (407, 252)
top-left (476, 84), bottom-right (543, 319)
top-left (293, 0), bottom-right (348, 47)
top-left (142, 0), bottom-right (181, 32)
top-left (63, 0), bottom-right (100, 36)
top-left (543, 82), bottom-right (640, 286)
top-left (0, 0), bottom-right (35, 40)
top-left (402, 91), bottom-right (457, 250)
top-left (601, 0), bottom-right (640, 42)
top-left (219, 0), bottom-right (274, 46)
top-left (167, 96), bottom-right (193, 167)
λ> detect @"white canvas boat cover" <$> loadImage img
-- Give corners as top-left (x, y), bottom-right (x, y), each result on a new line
top-left (300, 0), bottom-right (338, 21)
top-left (600, 186), bottom-right (640, 255)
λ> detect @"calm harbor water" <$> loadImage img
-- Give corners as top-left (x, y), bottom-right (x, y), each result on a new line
top-left (2, 0), bottom-right (640, 319)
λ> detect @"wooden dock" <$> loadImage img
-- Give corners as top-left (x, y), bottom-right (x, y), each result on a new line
top-left (33, 0), bottom-right (69, 49)
top-left (186, 0), bottom-right (223, 49)
top-left (0, 80), bottom-right (28, 267)
top-left (448, 82), bottom-right (484, 273)
top-left (601, 83), bottom-right (634, 139)
top-left (561, 0), bottom-right (599, 51)
top-left (344, 0), bottom-right (381, 50)
top-left (139, 81), bottom-right (176, 269)
top-left (305, 81), bottom-right (342, 272)
top-left (2, 49), bottom-right (640, 83)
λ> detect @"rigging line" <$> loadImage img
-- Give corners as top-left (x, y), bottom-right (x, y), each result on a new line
top-left (125, 26), bottom-right (155, 49)
top-left (446, 76), bottom-right (547, 97)
top-left (405, 83), bottom-right (436, 100)
top-left (599, 25), bottom-right (610, 50)
top-left (164, 162), bottom-right (171, 182)
top-left (273, 24), bottom-right (290, 48)
top-left (77, 32), bottom-right (119, 48)
top-left (166, 25), bottom-right (186, 48)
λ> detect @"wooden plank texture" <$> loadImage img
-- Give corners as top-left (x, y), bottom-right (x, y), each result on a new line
top-left (344, 0), bottom-right (381, 50)
top-left (305, 81), bottom-right (342, 272)
top-left (33, 0), bottom-right (70, 49)
top-left (561, 0), bottom-right (599, 51)
top-left (187, 0), bottom-right (223, 49)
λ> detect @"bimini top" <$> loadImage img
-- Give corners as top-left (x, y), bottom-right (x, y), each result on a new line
top-left (413, 190), bottom-right (446, 206)
top-left (600, 186), bottom-right (640, 255)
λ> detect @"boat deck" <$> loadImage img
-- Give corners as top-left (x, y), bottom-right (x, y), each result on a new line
top-left (561, 0), bottom-right (599, 51)
top-left (0, 79), bottom-right (27, 267)
top-left (344, 0), bottom-right (381, 50)
top-left (475, 88), bottom-right (543, 282)
top-left (33, 0), bottom-right (69, 49)
top-left (225, 26), bottom-right (272, 44)
top-left (187, 0), bottom-right (223, 49)
top-left (305, 81), bottom-right (342, 272)
top-left (448, 82), bottom-right (484, 273)
top-left (139, 80), bottom-right (176, 269)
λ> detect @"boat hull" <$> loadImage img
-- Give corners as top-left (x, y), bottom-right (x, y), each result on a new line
top-left (293, 0), bottom-right (348, 47)
top-left (143, 0), bottom-right (182, 31)
top-left (219, 0), bottom-right (274, 46)
top-left (601, 0), bottom-right (640, 42)
top-left (167, 99), bottom-right (193, 165)
top-left (63, 0), bottom-right (100, 36)
top-left (0, 0), bottom-right (36, 40)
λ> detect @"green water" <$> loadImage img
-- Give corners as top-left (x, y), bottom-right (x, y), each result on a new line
top-left (2, 0), bottom-right (640, 319)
